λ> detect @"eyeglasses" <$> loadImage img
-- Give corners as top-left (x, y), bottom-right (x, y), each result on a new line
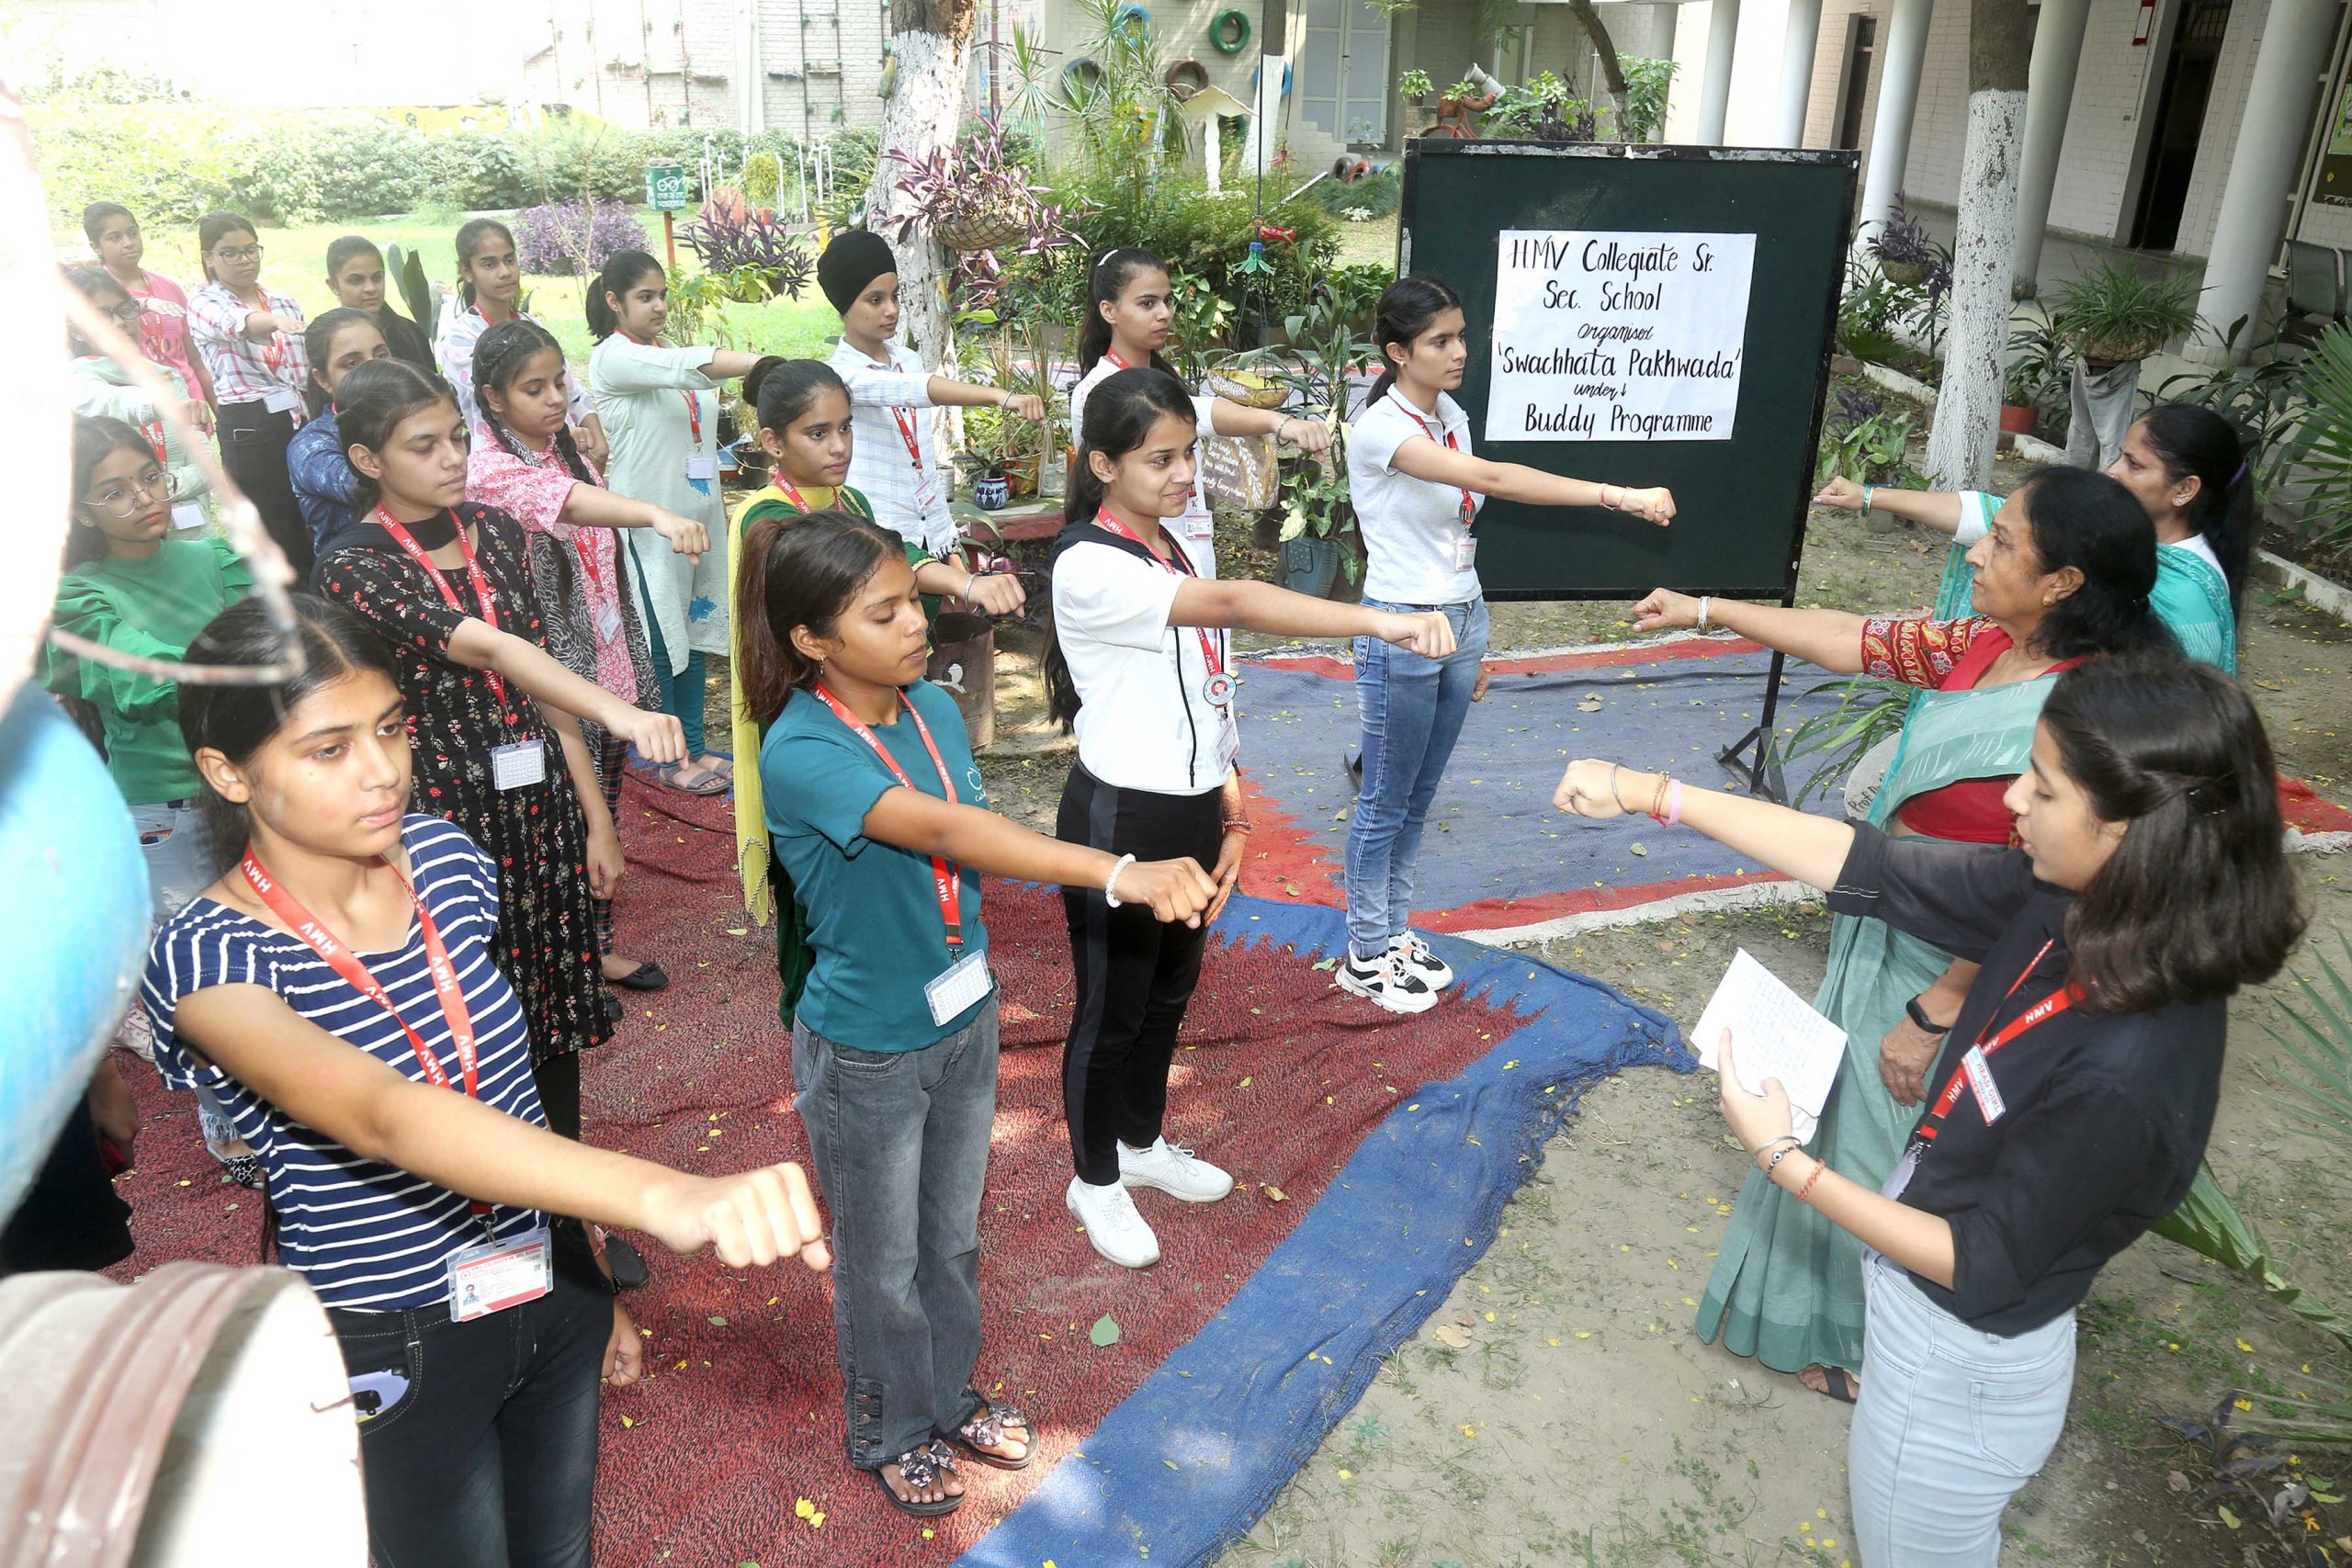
top-left (86, 470), bottom-right (174, 518)
top-left (103, 299), bottom-right (145, 325)
top-left (212, 244), bottom-right (265, 264)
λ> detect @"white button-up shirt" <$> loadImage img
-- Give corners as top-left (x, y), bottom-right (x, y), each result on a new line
top-left (828, 338), bottom-right (956, 558)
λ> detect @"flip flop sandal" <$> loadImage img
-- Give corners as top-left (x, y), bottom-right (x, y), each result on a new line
top-left (608, 961), bottom-right (670, 992)
top-left (947, 1393), bottom-right (1034, 1471)
top-left (872, 1441), bottom-right (965, 1517)
top-left (654, 761), bottom-right (729, 797)
top-left (1815, 1366), bottom-right (1859, 1404)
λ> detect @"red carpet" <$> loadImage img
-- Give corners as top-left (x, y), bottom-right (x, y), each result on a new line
top-left (106, 774), bottom-right (1546, 1566)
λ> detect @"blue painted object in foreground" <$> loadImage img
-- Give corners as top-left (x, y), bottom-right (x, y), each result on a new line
top-left (957, 897), bottom-right (1690, 1568)
top-left (0, 686), bottom-right (149, 1223)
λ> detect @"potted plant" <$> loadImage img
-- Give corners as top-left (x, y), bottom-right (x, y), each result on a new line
top-left (1868, 192), bottom-right (1941, 289)
top-left (1815, 387), bottom-right (1927, 533)
top-left (887, 112), bottom-right (1068, 254)
top-left (2049, 260), bottom-right (2199, 368)
top-left (1440, 77), bottom-right (1479, 114)
top-left (1999, 361), bottom-right (2041, 441)
top-left (677, 209), bottom-right (816, 300)
top-left (1398, 68), bottom-right (1433, 107)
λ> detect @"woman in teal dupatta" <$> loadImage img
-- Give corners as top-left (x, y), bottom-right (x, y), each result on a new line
top-left (1815, 404), bottom-right (2254, 674)
top-left (1633, 468), bottom-right (2174, 1395)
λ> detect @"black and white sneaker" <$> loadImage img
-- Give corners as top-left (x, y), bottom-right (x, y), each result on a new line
top-left (1335, 951), bottom-right (1437, 1014)
top-left (1390, 932), bottom-right (1455, 991)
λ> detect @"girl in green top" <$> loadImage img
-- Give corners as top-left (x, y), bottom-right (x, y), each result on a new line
top-left (64, 267), bottom-right (211, 535)
top-left (45, 414), bottom-right (254, 1177)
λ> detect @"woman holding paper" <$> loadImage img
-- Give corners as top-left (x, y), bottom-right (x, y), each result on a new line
top-left (1630, 467), bottom-right (2170, 1402)
top-left (1552, 654), bottom-right (2303, 1566)
top-left (1338, 276), bottom-right (1673, 1016)
top-left (1813, 403), bottom-right (2249, 672)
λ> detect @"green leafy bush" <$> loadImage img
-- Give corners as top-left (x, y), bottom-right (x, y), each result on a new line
top-left (1045, 171), bottom-right (1339, 328)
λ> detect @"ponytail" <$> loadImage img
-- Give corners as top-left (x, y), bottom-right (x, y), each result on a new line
top-left (733, 510), bottom-right (903, 730)
top-left (2135, 403), bottom-right (2256, 615)
top-left (1079, 248), bottom-right (1174, 378)
top-left (1365, 275), bottom-right (1464, 407)
top-left (587, 249), bottom-right (664, 343)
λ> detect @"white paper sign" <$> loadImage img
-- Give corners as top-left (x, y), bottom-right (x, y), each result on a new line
top-left (1487, 230), bottom-right (1757, 443)
top-left (1691, 948), bottom-right (1848, 1144)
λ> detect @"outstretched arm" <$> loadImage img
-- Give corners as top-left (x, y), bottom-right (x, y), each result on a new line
top-left (1630, 589), bottom-right (1869, 673)
top-left (1390, 436), bottom-right (1673, 524)
top-left (1553, 760), bottom-right (1857, 893)
top-left (1169, 577), bottom-right (1457, 657)
top-left (1814, 477), bottom-right (1966, 535)
top-left (858, 788), bottom-right (1219, 925)
top-left (446, 617), bottom-right (686, 763)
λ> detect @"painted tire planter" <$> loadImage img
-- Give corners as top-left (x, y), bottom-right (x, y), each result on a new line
top-left (1062, 56), bottom-right (1105, 96)
top-left (1164, 58), bottom-right (1210, 99)
top-left (1251, 59), bottom-right (1292, 96)
top-left (1209, 7), bottom-right (1251, 54)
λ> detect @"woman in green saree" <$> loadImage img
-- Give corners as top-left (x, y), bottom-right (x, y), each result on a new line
top-left (1815, 404), bottom-right (2251, 672)
top-left (1632, 467), bottom-right (2173, 1400)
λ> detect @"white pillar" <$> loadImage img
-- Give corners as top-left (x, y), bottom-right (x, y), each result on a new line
top-left (2010, 0), bottom-right (2092, 293)
top-left (1773, 0), bottom-right (1825, 147)
top-left (2196, 0), bottom-right (2337, 353)
top-left (1697, 0), bottom-right (1741, 144)
top-left (1854, 0), bottom-right (1932, 243)
top-left (1653, 1), bottom-right (1679, 64)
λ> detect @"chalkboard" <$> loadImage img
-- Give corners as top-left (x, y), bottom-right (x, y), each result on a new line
top-left (1396, 141), bottom-right (1859, 601)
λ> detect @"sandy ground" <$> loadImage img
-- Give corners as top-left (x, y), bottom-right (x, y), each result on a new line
top-left (702, 465), bottom-right (2352, 1566)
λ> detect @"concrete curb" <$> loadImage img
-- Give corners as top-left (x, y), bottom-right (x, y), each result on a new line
top-left (2256, 547), bottom-right (2352, 624)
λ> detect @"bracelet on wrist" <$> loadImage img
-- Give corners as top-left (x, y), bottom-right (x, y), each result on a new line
top-left (1609, 762), bottom-right (1631, 814)
top-left (1904, 995), bottom-right (1953, 1034)
top-left (1760, 1138), bottom-right (1803, 1177)
top-left (1794, 1158), bottom-right (1826, 1203)
top-left (1221, 818), bottom-right (1254, 835)
top-left (1696, 594), bottom-right (1713, 631)
top-left (1102, 852), bottom-right (1137, 908)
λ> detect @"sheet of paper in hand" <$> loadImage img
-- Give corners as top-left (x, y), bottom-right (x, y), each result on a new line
top-left (1691, 948), bottom-right (1847, 1144)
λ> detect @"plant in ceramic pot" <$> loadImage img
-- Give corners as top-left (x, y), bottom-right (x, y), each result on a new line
top-left (2049, 260), bottom-right (2199, 367)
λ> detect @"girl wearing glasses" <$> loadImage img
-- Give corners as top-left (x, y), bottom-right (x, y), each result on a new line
top-left (65, 267), bottom-right (211, 536)
top-left (43, 415), bottom-right (256, 1179)
top-left (187, 211), bottom-right (312, 577)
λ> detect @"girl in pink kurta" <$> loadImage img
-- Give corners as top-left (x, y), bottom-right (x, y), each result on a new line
top-left (466, 318), bottom-right (709, 996)
top-left (83, 203), bottom-right (215, 407)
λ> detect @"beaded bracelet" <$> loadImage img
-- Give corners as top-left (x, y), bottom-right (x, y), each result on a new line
top-left (1795, 1159), bottom-right (1826, 1203)
top-left (1221, 818), bottom-right (1254, 835)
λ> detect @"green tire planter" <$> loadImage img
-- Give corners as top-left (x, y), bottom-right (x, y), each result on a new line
top-left (1209, 7), bottom-right (1251, 54)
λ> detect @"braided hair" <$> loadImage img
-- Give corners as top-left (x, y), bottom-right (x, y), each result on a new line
top-left (470, 318), bottom-right (596, 483)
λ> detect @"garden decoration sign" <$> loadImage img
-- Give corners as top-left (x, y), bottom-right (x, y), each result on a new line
top-left (1487, 231), bottom-right (1758, 443)
top-left (1399, 141), bottom-right (1857, 797)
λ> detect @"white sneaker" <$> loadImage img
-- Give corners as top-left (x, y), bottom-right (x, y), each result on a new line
top-left (1390, 932), bottom-right (1455, 991)
top-left (1067, 1177), bottom-right (1161, 1268)
top-left (1334, 952), bottom-right (1437, 1014)
top-left (1119, 1137), bottom-right (1235, 1203)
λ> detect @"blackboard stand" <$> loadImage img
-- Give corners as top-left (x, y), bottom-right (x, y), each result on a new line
top-left (1716, 645), bottom-right (1792, 803)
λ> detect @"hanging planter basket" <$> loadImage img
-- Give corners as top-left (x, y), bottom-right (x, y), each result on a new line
top-left (933, 208), bottom-right (1028, 253)
top-left (2072, 331), bottom-right (2165, 365)
top-left (1207, 355), bottom-right (1292, 408)
top-left (1878, 259), bottom-right (1931, 287)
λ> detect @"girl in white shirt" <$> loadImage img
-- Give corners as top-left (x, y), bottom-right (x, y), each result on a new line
top-left (1337, 275), bottom-right (1674, 1015)
top-left (1068, 247), bottom-right (1329, 575)
top-left (1046, 367), bottom-right (1456, 1269)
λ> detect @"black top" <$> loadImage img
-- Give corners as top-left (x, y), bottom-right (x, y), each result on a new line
top-left (377, 308), bottom-right (437, 372)
top-left (1826, 826), bottom-right (2222, 1335)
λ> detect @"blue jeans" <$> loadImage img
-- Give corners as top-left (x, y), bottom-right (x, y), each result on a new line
top-left (641, 606), bottom-right (708, 758)
top-left (1849, 1255), bottom-right (2076, 1565)
top-left (792, 997), bottom-right (1001, 1467)
top-left (1344, 594), bottom-right (1489, 963)
top-left (327, 1229), bottom-right (611, 1568)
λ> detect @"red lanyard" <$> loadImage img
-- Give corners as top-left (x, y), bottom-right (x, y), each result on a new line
top-left (141, 418), bottom-right (167, 466)
top-left (1394, 392), bottom-right (1476, 529)
top-left (1104, 349), bottom-right (1131, 370)
top-left (1917, 940), bottom-right (2079, 1145)
top-left (681, 390), bottom-right (703, 448)
top-left (516, 439), bottom-right (609, 597)
top-left (775, 479), bottom-right (812, 513)
top-left (810, 684), bottom-right (966, 951)
top-left (888, 405), bottom-right (924, 471)
top-left (1093, 506), bottom-right (1231, 706)
top-left (243, 291), bottom-right (286, 374)
top-left (773, 481), bottom-right (865, 521)
top-left (373, 505), bottom-right (510, 711)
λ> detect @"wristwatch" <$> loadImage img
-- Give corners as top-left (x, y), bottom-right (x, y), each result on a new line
top-left (1904, 994), bottom-right (1952, 1034)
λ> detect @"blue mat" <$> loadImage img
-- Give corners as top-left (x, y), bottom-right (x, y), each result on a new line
top-left (957, 899), bottom-right (1688, 1568)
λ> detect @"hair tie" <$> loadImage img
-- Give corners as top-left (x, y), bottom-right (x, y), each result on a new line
top-left (2230, 459), bottom-right (2250, 488)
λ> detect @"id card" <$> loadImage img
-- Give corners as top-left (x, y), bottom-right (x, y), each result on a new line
top-left (447, 1224), bottom-right (552, 1322)
top-left (261, 387), bottom-right (304, 415)
top-left (593, 596), bottom-right (625, 642)
top-left (492, 739), bottom-right (548, 791)
top-left (924, 947), bottom-right (993, 1028)
top-left (684, 452), bottom-right (718, 482)
top-left (1453, 532), bottom-right (1478, 572)
top-left (171, 502), bottom-right (208, 535)
top-left (1183, 507), bottom-right (1216, 541)
top-left (1962, 1045), bottom-right (2007, 1124)
top-left (914, 472), bottom-right (943, 517)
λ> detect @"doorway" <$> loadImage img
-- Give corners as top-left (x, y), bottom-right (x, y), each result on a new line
top-left (1299, 0), bottom-right (1392, 146)
top-left (1832, 14), bottom-right (1879, 150)
top-left (2128, 0), bottom-right (2233, 251)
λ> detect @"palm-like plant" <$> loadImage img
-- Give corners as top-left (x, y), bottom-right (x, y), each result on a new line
top-left (2284, 323), bottom-right (2352, 550)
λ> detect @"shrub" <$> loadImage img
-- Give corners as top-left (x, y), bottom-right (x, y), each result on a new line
top-left (514, 200), bottom-right (651, 277)
top-left (1040, 171), bottom-right (1340, 329)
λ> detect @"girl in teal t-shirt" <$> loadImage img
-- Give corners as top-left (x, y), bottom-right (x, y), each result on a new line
top-left (735, 510), bottom-right (1216, 1518)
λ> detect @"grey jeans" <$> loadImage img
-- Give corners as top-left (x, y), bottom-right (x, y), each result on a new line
top-left (791, 996), bottom-right (1001, 1468)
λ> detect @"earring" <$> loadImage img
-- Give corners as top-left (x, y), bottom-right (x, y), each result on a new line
top-left (2042, 595), bottom-right (2055, 606)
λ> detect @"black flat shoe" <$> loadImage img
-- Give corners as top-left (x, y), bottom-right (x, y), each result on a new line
top-left (608, 961), bottom-right (670, 992)
top-left (603, 992), bottom-right (624, 1023)
top-left (603, 1234), bottom-right (650, 1291)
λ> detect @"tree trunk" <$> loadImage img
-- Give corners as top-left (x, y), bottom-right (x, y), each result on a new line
top-left (864, 0), bottom-right (978, 367)
top-left (1565, 0), bottom-right (1634, 135)
top-left (1923, 0), bottom-right (2032, 490)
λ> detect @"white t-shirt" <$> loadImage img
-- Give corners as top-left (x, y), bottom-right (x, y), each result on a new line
top-left (1068, 356), bottom-right (1221, 577)
top-left (1052, 531), bottom-right (1236, 795)
top-left (1347, 387), bottom-right (1485, 606)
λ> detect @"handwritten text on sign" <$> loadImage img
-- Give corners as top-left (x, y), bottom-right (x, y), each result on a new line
top-left (1488, 230), bottom-right (1757, 443)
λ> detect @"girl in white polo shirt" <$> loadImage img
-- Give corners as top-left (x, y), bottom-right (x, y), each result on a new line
top-left (1046, 367), bottom-right (1457, 1269)
top-left (1068, 247), bottom-right (1329, 575)
top-left (1339, 275), bottom-right (1675, 1015)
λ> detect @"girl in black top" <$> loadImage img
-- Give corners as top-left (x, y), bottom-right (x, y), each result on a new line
top-left (1555, 654), bottom-right (2302, 1565)
top-left (324, 235), bottom-right (437, 370)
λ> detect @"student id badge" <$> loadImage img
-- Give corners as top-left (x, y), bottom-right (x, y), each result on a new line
top-left (593, 596), bottom-right (625, 643)
top-left (1183, 504), bottom-right (1216, 541)
top-left (914, 470), bottom-right (944, 517)
top-left (1453, 531), bottom-right (1478, 572)
top-left (447, 1224), bottom-right (552, 1322)
top-left (1962, 1044), bottom-right (2007, 1124)
top-left (924, 947), bottom-right (993, 1028)
top-left (684, 452), bottom-right (718, 482)
top-left (171, 502), bottom-right (208, 535)
top-left (492, 738), bottom-right (548, 791)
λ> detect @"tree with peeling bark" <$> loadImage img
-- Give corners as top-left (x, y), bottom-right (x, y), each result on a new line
top-left (1564, 0), bottom-right (1634, 135)
top-left (1922, 0), bottom-right (2034, 491)
top-left (863, 0), bottom-right (978, 367)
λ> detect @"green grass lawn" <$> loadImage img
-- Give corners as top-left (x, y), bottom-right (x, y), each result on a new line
top-left (98, 207), bottom-right (842, 368)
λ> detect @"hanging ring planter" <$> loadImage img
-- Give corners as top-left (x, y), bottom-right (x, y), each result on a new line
top-left (1209, 7), bottom-right (1251, 54)
top-left (1165, 58), bottom-right (1210, 100)
top-left (1250, 59), bottom-right (1292, 96)
top-left (1114, 4), bottom-right (1152, 40)
top-left (934, 208), bottom-right (1028, 253)
top-left (1062, 56), bottom-right (1105, 96)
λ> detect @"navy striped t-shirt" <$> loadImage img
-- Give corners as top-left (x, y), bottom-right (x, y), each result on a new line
top-left (141, 815), bottom-right (551, 1310)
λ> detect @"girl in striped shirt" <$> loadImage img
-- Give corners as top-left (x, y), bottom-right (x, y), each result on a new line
top-left (145, 595), bottom-right (828, 1567)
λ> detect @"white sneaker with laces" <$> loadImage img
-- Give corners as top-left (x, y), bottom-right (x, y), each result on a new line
top-left (1334, 951), bottom-right (1437, 1014)
top-left (1119, 1137), bottom-right (1235, 1202)
top-left (1067, 1176), bottom-right (1162, 1268)
top-left (1390, 932), bottom-right (1455, 992)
